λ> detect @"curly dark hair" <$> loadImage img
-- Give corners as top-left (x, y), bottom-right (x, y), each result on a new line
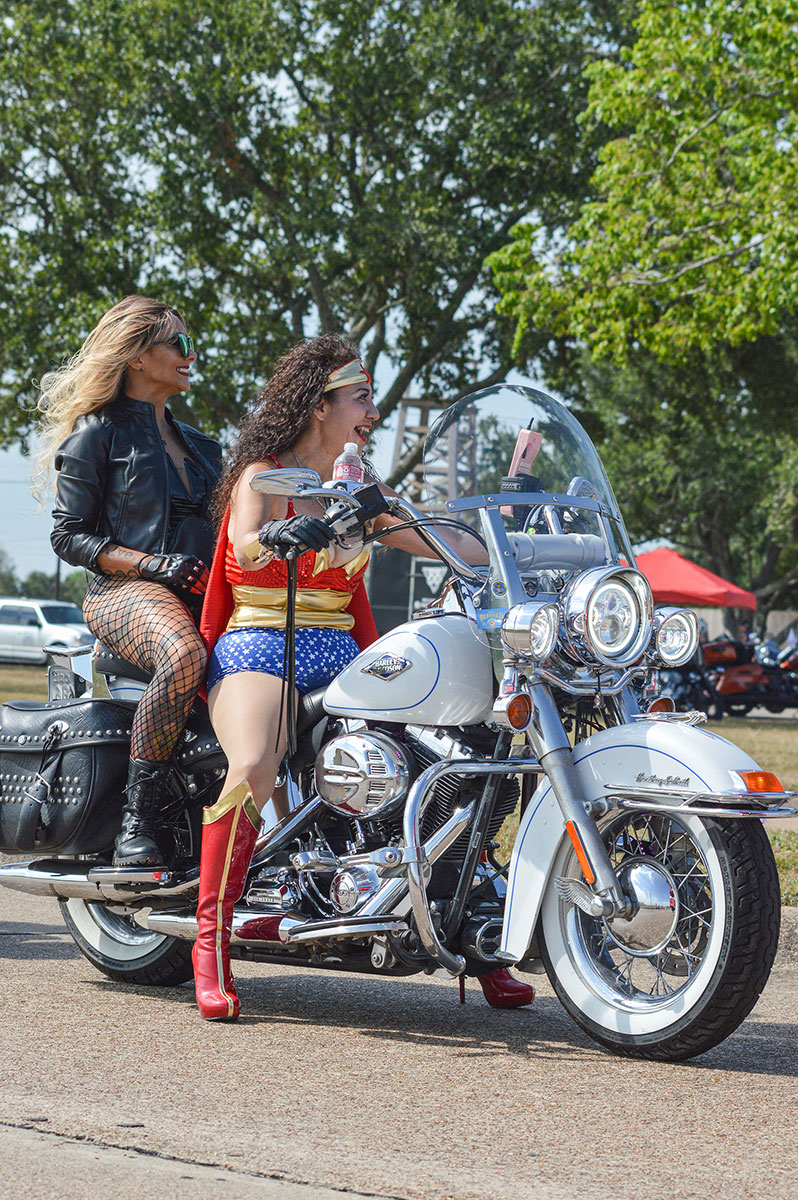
top-left (212, 333), bottom-right (360, 522)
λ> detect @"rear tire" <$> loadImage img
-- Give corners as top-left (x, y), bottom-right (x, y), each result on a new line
top-left (540, 812), bottom-right (780, 1061)
top-left (60, 898), bottom-right (194, 985)
top-left (58, 783), bottom-right (203, 986)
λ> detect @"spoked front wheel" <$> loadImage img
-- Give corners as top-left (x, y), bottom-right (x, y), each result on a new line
top-left (539, 812), bottom-right (780, 1061)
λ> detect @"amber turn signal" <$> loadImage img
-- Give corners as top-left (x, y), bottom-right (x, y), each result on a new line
top-left (737, 770), bottom-right (784, 794)
top-left (647, 696), bottom-right (675, 713)
top-left (506, 693), bottom-right (533, 730)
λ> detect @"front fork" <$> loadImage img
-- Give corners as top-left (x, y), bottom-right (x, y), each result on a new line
top-left (525, 682), bottom-right (631, 918)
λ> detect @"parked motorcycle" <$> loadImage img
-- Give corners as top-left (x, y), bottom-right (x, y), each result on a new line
top-left (702, 638), bottom-right (798, 716)
top-left (658, 655), bottom-right (724, 719)
top-left (1, 384), bottom-right (795, 1061)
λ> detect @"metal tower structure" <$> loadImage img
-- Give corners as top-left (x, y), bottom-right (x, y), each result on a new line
top-left (388, 396), bottom-right (479, 510)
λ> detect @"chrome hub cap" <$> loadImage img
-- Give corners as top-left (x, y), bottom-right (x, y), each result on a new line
top-left (605, 859), bottom-right (678, 956)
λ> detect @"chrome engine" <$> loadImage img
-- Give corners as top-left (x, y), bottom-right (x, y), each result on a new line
top-left (329, 866), bottom-right (381, 913)
top-left (241, 725), bottom-right (520, 950)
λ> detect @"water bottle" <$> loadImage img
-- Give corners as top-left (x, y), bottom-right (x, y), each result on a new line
top-left (331, 442), bottom-right (365, 484)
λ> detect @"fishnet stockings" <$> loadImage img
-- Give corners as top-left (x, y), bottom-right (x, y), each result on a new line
top-left (83, 576), bottom-right (207, 762)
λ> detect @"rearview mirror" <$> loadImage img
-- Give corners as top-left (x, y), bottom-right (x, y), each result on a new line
top-left (250, 468), bottom-right (323, 495)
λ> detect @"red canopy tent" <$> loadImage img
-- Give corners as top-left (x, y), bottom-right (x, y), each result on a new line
top-left (635, 547), bottom-right (757, 610)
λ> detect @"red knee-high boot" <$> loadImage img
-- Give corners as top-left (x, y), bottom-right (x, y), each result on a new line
top-left (193, 780), bottom-right (261, 1021)
top-left (478, 967), bottom-right (536, 1008)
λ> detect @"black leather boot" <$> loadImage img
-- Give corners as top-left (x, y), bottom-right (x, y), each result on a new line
top-left (113, 758), bottom-right (170, 867)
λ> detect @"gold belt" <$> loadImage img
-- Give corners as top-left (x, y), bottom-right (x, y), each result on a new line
top-left (227, 585), bottom-right (355, 632)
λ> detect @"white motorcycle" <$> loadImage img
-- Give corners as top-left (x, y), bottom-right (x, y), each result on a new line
top-left (1, 383), bottom-right (794, 1060)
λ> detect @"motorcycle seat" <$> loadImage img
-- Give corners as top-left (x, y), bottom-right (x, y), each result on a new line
top-left (94, 643), bottom-right (151, 684)
top-left (94, 642), bottom-right (326, 735)
top-left (297, 688), bottom-right (327, 736)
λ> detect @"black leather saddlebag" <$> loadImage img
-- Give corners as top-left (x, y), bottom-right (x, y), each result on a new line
top-left (0, 698), bottom-right (134, 854)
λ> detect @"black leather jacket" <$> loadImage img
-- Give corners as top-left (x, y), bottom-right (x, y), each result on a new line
top-left (51, 395), bottom-right (223, 571)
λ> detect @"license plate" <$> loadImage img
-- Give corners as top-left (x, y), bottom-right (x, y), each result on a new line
top-left (48, 665), bottom-right (76, 700)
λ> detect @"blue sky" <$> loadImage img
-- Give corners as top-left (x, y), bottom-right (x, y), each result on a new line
top-left (0, 443), bottom-right (57, 578)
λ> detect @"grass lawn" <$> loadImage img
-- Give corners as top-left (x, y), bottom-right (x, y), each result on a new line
top-left (719, 716), bottom-right (798, 791)
top-left (0, 666), bottom-right (795, 902)
top-left (0, 663), bottom-right (48, 703)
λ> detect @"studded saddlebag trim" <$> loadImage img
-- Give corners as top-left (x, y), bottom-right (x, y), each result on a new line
top-left (0, 699), bottom-right (134, 854)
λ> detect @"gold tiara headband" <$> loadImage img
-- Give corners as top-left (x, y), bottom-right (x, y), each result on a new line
top-left (323, 358), bottom-right (372, 393)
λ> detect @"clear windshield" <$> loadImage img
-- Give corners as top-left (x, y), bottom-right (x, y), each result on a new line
top-left (422, 383), bottom-right (635, 566)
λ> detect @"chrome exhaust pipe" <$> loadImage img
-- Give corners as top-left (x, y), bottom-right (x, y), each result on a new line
top-left (0, 860), bottom-right (199, 903)
top-left (0, 860), bottom-right (102, 899)
top-left (138, 906), bottom-right (407, 948)
top-left (138, 907), bottom-right (307, 946)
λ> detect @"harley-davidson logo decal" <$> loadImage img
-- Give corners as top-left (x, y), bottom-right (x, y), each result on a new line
top-left (361, 654), bottom-right (412, 680)
top-left (635, 771), bottom-right (691, 789)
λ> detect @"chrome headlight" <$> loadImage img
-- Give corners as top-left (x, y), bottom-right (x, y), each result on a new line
top-left (653, 607), bottom-right (699, 667)
top-left (563, 567), bottom-right (653, 668)
top-left (501, 602), bottom-right (559, 662)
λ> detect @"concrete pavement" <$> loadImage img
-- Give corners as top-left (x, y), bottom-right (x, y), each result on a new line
top-left (0, 888), bottom-right (796, 1200)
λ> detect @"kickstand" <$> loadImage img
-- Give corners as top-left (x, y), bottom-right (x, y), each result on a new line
top-left (458, 975), bottom-right (465, 1004)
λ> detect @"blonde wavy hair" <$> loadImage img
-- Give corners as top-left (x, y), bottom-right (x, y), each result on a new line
top-left (33, 295), bottom-right (186, 499)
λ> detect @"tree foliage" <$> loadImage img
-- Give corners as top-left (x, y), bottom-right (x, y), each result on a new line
top-left (541, 337), bottom-right (798, 616)
top-left (489, 0), bottom-right (798, 614)
top-left (0, 0), bottom-right (621, 450)
top-left (491, 0), bottom-right (798, 363)
top-left (0, 549), bottom-right (18, 597)
top-left (0, 551), bottom-right (88, 604)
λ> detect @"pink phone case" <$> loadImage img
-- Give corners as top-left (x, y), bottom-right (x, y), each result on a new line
top-left (507, 429), bottom-right (542, 476)
top-left (501, 430), bottom-right (543, 514)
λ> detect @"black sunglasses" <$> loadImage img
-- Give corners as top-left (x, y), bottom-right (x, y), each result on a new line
top-left (150, 332), bottom-right (195, 357)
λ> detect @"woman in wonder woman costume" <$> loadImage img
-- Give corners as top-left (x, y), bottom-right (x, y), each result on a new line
top-left (193, 334), bottom-right (535, 1020)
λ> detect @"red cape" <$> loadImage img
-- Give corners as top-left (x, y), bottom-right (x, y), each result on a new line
top-left (199, 505), bottom-right (378, 679)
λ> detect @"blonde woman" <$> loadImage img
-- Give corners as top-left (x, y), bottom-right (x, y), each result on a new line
top-left (38, 295), bottom-right (222, 867)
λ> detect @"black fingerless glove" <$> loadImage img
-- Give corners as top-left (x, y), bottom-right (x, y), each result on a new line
top-left (258, 515), bottom-right (334, 558)
top-left (139, 553), bottom-right (209, 596)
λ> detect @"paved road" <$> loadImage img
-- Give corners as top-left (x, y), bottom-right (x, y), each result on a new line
top-left (1, 888), bottom-right (796, 1200)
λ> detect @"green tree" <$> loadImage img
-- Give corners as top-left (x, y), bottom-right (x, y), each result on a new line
top-left (0, 549), bottom-right (19, 596)
top-left (491, 0), bottom-right (798, 362)
top-left (17, 567), bottom-right (88, 605)
top-left (490, 0), bottom-right (798, 610)
top-left (20, 570), bottom-right (55, 598)
top-left (0, 0), bottom-right (626, 452)
top-left (543, 341), bottom-right (798, 618)
top-left (59, 570), bottom-right (89, 607)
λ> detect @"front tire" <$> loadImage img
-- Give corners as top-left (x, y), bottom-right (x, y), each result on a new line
top-left (60, 897), bottom-right (194, 985)
top-left (539, 812), bottom-right (780, 1061)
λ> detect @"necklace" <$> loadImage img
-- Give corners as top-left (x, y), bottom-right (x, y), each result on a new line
top-left (290, 447), bottom-right (328, 515)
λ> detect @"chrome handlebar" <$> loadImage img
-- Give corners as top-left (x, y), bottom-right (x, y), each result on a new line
top-left (384, 495), bottom-right (484, 582)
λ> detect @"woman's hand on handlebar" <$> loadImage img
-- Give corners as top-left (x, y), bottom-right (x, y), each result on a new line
top-left (258, 514), bottom-right (334, 558)
top-left (139, 553), bottom-right (210, 595)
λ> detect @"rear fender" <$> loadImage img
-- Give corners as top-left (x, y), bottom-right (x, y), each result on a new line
top-left (499, 720), bottom-right (761, 962)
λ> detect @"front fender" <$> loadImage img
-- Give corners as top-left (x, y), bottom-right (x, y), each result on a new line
top-left (500, 721), bottom-right (761, 963)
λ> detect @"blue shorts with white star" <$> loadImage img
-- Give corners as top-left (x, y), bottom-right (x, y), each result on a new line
top-left (207, 626), bottom-right (360, 694)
